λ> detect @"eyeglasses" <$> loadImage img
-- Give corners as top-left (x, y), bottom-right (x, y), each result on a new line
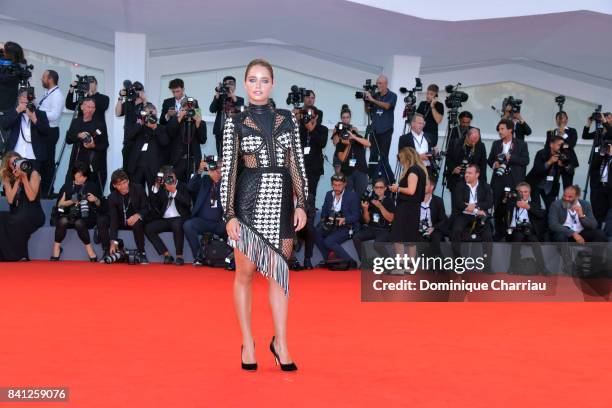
top-left (374, 186), bottom-right (385, 189)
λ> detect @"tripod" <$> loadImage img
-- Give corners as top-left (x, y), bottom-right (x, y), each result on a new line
top-left (393, 104), bottom-right (416, 181)
top-left (365, 104), bottom-right (394, 186)
top-left (583, 123), bottom-right (604, 196)
top-left (48, 99), bottom-right (82, 198)
top-left (439, 108), bottom-right (460, 198)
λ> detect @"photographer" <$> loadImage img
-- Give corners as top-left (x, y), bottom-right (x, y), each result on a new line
top-left (0, 89), bottom-right (51, 170)
top-left (38, 70), bottom-right (64, 197)
top-left (398, 113), bottom-right (437, 177)
top-left (97, 169), bottom-right (149, 264)
top-left (145, 166), bottom-right (191, 265)
top-left (449, 111), bottom-right (473, 141)
top-left (300, 105), bottom-right (328, 202)
top-left (446, 127), bottom-right (487, 205)
top-left (333, 105), bottom-right (370, 197)
top-left (167, 96), bottom-right (206, 182)
top-left (548, 185), bottom-right (606, 243)
top-left (363, 75), bottom-right (396, 184)
top-left (64, 98), bottom-right (108, 188)
top-left (545, 111), bottom-right (578, 188)
top-left (0, 41), bottom-right (26, 112)
top-left (51, 162), bottom-right (102, 262)
top-left (293, 90), bottom-right (323, 125)
top-left (66, 76), bottom-right (109, 129)
top-left (209, 76), bottom-right (244, 156)
top-left (587, 139), bottom-right (612, 225)
top-left (582, 111), bottom-right (611, 143)
top-left (185, 158), bottom-right (226, 266)
top-left (418, 177), bottom-right (448, 248)
top-left (488, 119), bottom-right (530, 240)
top-left (502, 100), bottom-right (532, 140)
top-left (352, 178), bottom-right (395, 261)
top-left (115, 80), bottom-right (146, 169)
top-left (124, 103), bottom-right (169, 190)
top-left (314, 174), bottom-right (360, 269)
top-left (416, 84), bottom-right (444, 147)
top-left (526, 136), bottom-right (566, 210)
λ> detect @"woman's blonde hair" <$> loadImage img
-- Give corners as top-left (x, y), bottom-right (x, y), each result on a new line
top-left (1, 151), bottom-right (22, 183)
top-left (245, 58), bottom-right (274, 81)
top-left (397, 147), bottom-right (428, 185)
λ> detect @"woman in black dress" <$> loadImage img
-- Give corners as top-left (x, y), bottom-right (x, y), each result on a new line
top-left (389, 147), bottom-right (427, 273)
top-left (220, 59), bottom-right (308, 371)
top-left (0, 151), bottom-right (45, 261)
top-left (51, 161), bottom-right (103, 261)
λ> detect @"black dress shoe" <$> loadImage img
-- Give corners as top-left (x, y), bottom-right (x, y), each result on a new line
top-left (269, 336), bottom-right (297, 371)
top-left (303, 258), bottom-right (313, 269)
top-left (163, 255), bottom-right (175, 264)
top-left (175, 257), bottom-right (184, 266)
top-left (139, 253), bottom-right (149, 265)
top-left (241, 343), bottom-right (257, 371)
top-left (89, 256), bottom-right (98, 263)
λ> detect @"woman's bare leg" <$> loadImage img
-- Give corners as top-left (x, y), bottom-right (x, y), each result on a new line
top-left (234, 248), bottom-right (257, 364)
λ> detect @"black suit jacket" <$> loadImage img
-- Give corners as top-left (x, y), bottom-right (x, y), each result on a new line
top-left (526, 148), bottom-right (562, 197)
top-left (108, 183), bottom-right (149, 240)
top-left (426, 195), bottom-right (448, 234)
top-left (125, 124), bottom-right (170, 175)
top-left (65, 117), bottom-right (108, 176)
top-left (545, 127), bottom-right (579, 168)
top-left (209, 95), bottom-right (245, 136)
top-left (514, 121), bottom-right (532, 141)
top-left (166, 115), bottom-right (207, 166)
top-left (487, 138), bottom-right (530, 188)
top-left (445, 138), bottom-right (487, 188)
top-left (397, 131), bottom-right (434, 152)
top-left (65, 91), bottom-right (109, 131)
top-left (147, 181), bottom-right (192, 221)
top-left (299, 123), bottom-right (328, 175)
top-left (1, 108), bottom-right (51, 161)
top-left (452, 182), bottom-right (494, 216)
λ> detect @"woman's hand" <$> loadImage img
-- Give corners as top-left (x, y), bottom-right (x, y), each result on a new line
top-left (294, 207), bottom-right (307, 231)
top-left (227, 218), bottom-right (240, 241)
top-left (389, 184), bottom-right (399, 193)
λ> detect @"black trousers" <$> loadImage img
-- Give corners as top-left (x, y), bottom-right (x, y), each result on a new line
top-left (145, 217), bottom-right (185, 256)
top-left (54, 216), bottom-right (96, 245)
top-left (590, 184), bottom-right (612, 225)
top-left (305, 170), bottom-right (321, 204)
top-left (450, 214), bottom-right (493, 258)
top-left (40, 127), bottom-right (59, 197)
top-left (352, 226), bottom-right (390, 261)
top-left (369, 128), bottom-right (394, 184)
top-left (506, 230), bottom-right (547, 274)
top-left (130, 165), bottom-right (155, 192)
top-left (534, 186), bottom-right (559, 211)
top-left (174, 157), bottom-right (198, 183)
top-left (96, 214), bottom-right (146, 252)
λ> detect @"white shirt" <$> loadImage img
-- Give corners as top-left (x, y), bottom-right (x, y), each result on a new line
top-left (174, 97), bottom-right (183, 113)
top-left (411, 130), bottom-right (430, 166)
top-left (332, 190), bottom-right (344, 212)
top-left (15, 114), bottom-right (36, 160)
top-left (163, 190), bottom-right (179, 219)
top-left (502, 140), bottom-right (512, 155)
top-left (420, 196), bottom-right (432, 223)
top-left (510, 201), bottom-right (531, 228)
top-left (463, 181), bottom-right (479, 215)
top-left (601, 159), bottom-right (609, 183)
top-left (37, 85), bottom-right (64, 128)
top-left (563, 205), bottom-right (584, 233)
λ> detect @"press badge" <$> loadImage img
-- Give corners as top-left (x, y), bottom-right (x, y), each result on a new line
top-left (349, 158), bottom-right (357, 167)
top-left (546, 176), bottom-right (554, 181)
top-left (373, 213), bottom-right (380, 223)
top-left (141, 143), bottom-right (148, 152)
top-left (303, 146), bottom-right (311, 155)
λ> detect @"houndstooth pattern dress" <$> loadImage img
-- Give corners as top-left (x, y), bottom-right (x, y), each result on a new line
top-left (220, 103), bottom-right (308, 296)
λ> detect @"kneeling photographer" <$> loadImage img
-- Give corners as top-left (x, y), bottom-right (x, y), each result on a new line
top-left (124, 103), bottom-right (170, 190)
top-left (51, 162), bottom-right (102, 262)
top-left (352, 178), bottom-right (395, 261)
top-left (145, 166), bottom-right (191, 265)
top-left (185, 157), bottom-right (227, 266)
top-left (299, 105), bottom-right (328, 203)
top-left (526, 135), bottom-right (567, 210)
top-left (314, 174), bottom-right (361, 269)
top-left (333, 105), bottom-right (370, 198)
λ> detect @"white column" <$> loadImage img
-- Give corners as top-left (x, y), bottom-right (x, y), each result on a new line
top-left (382, 55), bottom-right (422, 176)
top-left (110, 32), bottom-right (147, 178)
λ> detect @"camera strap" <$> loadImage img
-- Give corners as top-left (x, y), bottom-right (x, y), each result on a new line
top-left (122, 195), bottom-right (131, 226)
top-left (19, 115), bottom-right (32, 144)
top-left (38, 86), bottom-right (58, 106)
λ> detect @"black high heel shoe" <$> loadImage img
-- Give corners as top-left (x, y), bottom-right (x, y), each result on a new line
top-left (50, 247), bottom-right (63, 261)
top-left (241, 343), bottom-right (257, 371)
top-left (269, 336), bottom-right (297, 371)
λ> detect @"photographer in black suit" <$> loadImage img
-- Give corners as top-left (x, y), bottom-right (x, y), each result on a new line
top-left (488, 119), bottom-right (530, 240)
top-left (159, 78), bottom-right (188, 165)
top-left (294, 90), bottom-right (323, 126)
top-left (526, 136), bottom-right (566, 210)
top-left (545, 111), bottom-right (579, 189)
top-left (502, 101), bottom-right (532, 140)
top-left (418, 177), bottom-right (448, 262)
top-left (167, 97), bottom-right (206, 182)
top-left (124, 103), bottom-right (169, 191)
top-left (209, 76), bottom-right (244, 156)
top-left (115, 80), bottom-right (146, 169)
top-left (64, 98), bottom-right (108, 189)
top-left (299, 105), bottom-right (328, 202)
top-left (66, 76), bottom-right (109, 129)
top-left (416, 84), bottom-right (444, 147)
top-left (145, 166), bottom-right (191, 265)
top-left (448, 111), bottom-right (473, 141)
top-left (445, 127), bottom-right (487, 207)
top-left (398, 113), bottom-right (436, 177)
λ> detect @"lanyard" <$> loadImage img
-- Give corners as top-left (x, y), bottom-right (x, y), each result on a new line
top-left (38, 87), bottom-right (58, 106)
top-left (19, 116), bottom-right (32, 144)
top-left (122, 195), bottom-right (131, 225)
top-left (515, 206), bottom-right (527, 223)
top-left (469, 187), bottom-right (477, 203)
top-left (413, 134), bottom-right (425, 149)
top-left (568, 209), bottom-right (578, 225)
top-left (420, 204), bottom-right (430, 223)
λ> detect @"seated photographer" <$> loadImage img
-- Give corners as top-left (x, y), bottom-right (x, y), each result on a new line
top-left (545, 111), bottom-right (579, 189)
top-left (115, 80), bottom-right (146, 169)
top-left (488, 119), bottom-right (529, 240)
top-left (314, 174), bottom-right (361, 269)
top-left (185, 158), bottom-right (226, 266)
top-left (0, 151), bottom-right (45, 262)
top-left (98, 169), bottom-right (149, 264)
top-left (450, 164), bottom-right (493, 258)
top-left (548, 185), bottom-right (606, 243)
top-left (502, 100), bottom-right (532, 140)
top-left (0, 89), bottom-right (51, 171)
top-left (209, 76), bottom-right (244, 155)
top-left (449, 111), bottom-right (474, 141)
top-left (124, 103), bottom-right (170, 190)
top-left (145, 166), bottom-right (191, 265)
top-left (51, 162), bottom-right (102, 262)
top-left (415, 84), bottom-right (444, 147)
top-left (352, 178), bottom-right (395, 261)
top-left (526, 135), bottom-right (566, 210)
top-left (64, 98), bottom-right (108, 188)
top-left (333, 106), bottom-right (370, 198)
top-left (418, 177), bottom-right (448, 249)
top-left (167, 97), bottom-right (206, 182)
top-left (300, 105), bottom-right (328, 202)
top-left (445, 127), bottom-right (487, 207)
top-left (398, 113), bottom-right (437, 178)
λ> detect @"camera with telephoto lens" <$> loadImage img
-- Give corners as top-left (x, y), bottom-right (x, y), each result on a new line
top-left (444, 84), bottom-right (468, 110)
top-left (503, 96), bottom-right (523, 114)
top-left (122, 80), bottom-right (144, 102)
top-left (495, 153), bottom-right (509, 176)
top-left (13, 158), bottom-right (32, 173)
top-left (286, 85), bottom-right (306, 107)
top-left (515, 219), bottom-right (532, 236)
top-left (182, 97), bottom-right (197, 119)
top-left (59, 192), bottom-right (88, 222)
top-left (139, 109), bottom-right (158, 125)
top-left (591, 104), bottom-right (603, 123)
top-left (74, 74), bottom-right (95, 99)
top-left (204, 155), bottom-right (219, 171)
top-left (163, 173), bottom-right (175, 186)
top-left (104, 239), bottom-right (125, 264)
top-left (399, 78), bottom-right (422, 105)
top-left (23, 86), bottom-right (35, 112)
top-left (0, 52), bottom-right (33, 83)
top-left (459, 159), bottom-right (470, 177)
top-left (557, 144), bottom-right (573, 172)
top-left (419, 219), bottom-right (431, 239)
top-left (301, 107), bottom-right (316, 124)
top-left (355, 79), bottom-right (377, 100)
top-left (82, 132), bottom-right (93, 145)
top-left (555, 95), bottom-right (566, 111)
top-left (335, 122), bottom-right (352, 140)
top-left (321, 210), bottom-right (344, 234)
top-left (361, 185), bottom-right (375, 203)
top-left (428, 148), bottom-right (445, 179)
top-left (215, 82), bottom-right (230, 97)
top-left (502, 187), bottom-right (519, 204)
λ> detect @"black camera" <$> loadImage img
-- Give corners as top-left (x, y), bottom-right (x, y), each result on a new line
top-left (104, 239), bottom-right (125, 264)
top-left (163, 174), bottom-right (175, 185)
top-left (502, 187), bottom-right (519, 204)
top-left (459, 159), bottom-right (470, 177)
top-left (286, 85), bottom-right (306, 107)
top-left (361, 185), bottom-right (375, 202)
top-left (591, 104), bottom-right (603, 123)
top-left (59, 192), bottom-right (89, 222)
top-left (0, 56), bottom-right (33, 83)
top-left (204, 155), bottom-right (219, 171)
top-left (13, 158), bottom-right (32, 173)
top-left (444, 84), bottom-right (468, 110)
top-left (182, 97), bottom-right (197, 119)
top-left (495, 153), bottom-right (509, 176)
top-left (419, 219), bottom-right (431, 239)
top-left (301, 107), bottom-right (316, 124)
top-left (355, 79), bottom-right (377, 100)
top-left (555, 95), bottom-right (566, 111)
top-left (503, 96), bottom-right (523, 114)
top-left (139, 109), bottom-right (157, 125)
top-left (155, 172), bottom-right (164, 185)
top-left (335, 122), bottom-right (352, 140)
top-left (82, 132), bottom-right (93, 145)
top-left (599, 141), bottom-right (612, 156)
top-left (23, 86), bottom-right (35, 112)
top-left (322, 210), bottom-right (344, 234)
top-left (122, 80), bottom-right (144, 102)
top-left (74, 74), bottom-right (95, 98)
top-left (516, 220), bottom-right (532, 235)
top-left (215, 82), bottom-right (230, 97)
top-left (399, 78), bottom-right (422, 106)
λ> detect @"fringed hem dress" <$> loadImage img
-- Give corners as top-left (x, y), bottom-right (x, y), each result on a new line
top-left (219, 103), bottom-right (308, 296)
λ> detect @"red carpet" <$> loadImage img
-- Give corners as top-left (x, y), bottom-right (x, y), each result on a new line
top-left (0, 262), bottom-right (610, 407)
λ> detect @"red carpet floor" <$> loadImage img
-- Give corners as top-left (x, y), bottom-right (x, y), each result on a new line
top-left (0, 261), bottom-right (610, 407)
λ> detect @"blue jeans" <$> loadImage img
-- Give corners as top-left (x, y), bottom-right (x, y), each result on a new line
top-left (184, 217), bottom-right (226, 258)
top-left (314, 224), bottom-right (354, 262)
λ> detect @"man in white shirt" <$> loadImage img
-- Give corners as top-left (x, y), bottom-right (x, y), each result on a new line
top-left (38, 70), bottom-right (64, 196)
